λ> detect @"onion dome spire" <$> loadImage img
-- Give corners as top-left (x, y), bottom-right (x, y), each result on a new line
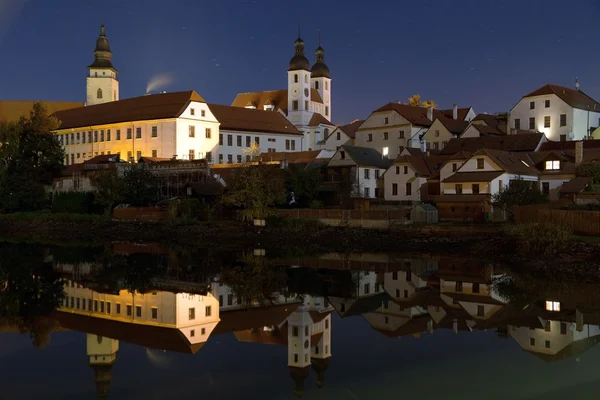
top-left (311, 29), bottom-right (329, 78)
top-left (289, 25), bottom-right (309, 71)
top-left (88, 24), bottom-right (116, 71)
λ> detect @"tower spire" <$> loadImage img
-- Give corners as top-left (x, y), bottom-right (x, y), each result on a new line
top-left (318, 29), bottom-right (321, 47)
top-left (297, 24), bottom-right (301, 39)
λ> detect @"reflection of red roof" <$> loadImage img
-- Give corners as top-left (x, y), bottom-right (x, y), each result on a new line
top-left (309, 311), bottom-right (329, 323)
top-left (374, 314), bottom-right (431, 338)
top-left (55, 312), bottom-right (206, 354)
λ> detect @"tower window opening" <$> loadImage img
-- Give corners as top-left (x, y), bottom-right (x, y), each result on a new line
top-left (97, 88), bottom-right (103, 99)
top-left (294, 74), bottom-right (298, 83)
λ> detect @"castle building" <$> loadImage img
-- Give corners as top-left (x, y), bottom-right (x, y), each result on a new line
top-left (231, 32), bottom-right (336, 151)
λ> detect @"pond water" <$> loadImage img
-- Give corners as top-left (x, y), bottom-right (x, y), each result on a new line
top-left (0, 241), bottom-right (599, 399)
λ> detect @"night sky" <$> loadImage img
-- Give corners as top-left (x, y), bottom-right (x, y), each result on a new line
top-left (1, 0), bottom-right (599, 124)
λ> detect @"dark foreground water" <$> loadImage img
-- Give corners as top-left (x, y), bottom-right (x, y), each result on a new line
top-left (0, 242), bottom-right (599, 399)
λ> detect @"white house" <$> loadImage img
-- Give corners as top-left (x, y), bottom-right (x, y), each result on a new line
top-left (322, 119), bottom-right (363, 150)
top-left (509, 83), bottom-right (600, 141)
top-left (384, 154), bottom-right (450, 202)
top-left (355, 102), bottom-right (475, 160)
top-left (327, 145), bottom-right (392, 198)
top-left (231, 33), bottom-right (334, 151)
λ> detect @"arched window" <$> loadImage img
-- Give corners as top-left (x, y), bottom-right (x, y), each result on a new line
top-left (324, 128), bottom-right (329, 137)
top-left (304, 75), bottom-right (308, 83)
top-left (294, 74), bottom-right (298, 83)
top-left (315, 81), bottom-right (320, 90)
top-left (97, 88), bottom-right (103, 99)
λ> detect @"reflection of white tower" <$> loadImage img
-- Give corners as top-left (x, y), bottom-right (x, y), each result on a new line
top-left (288, 307), bottom-right (312, 369)
top-left (87, 334), bottom-right (119, 399)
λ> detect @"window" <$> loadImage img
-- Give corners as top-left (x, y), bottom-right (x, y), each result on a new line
top-left (384, 117), bottom-right (389, 125)
top-left (364, 283), bottom-right (370, 295)
top-left (476, 158), bottom-right (484, 169)
top-left (189, 149), bottom-right (195, 160)
top-left (452, 163), bottom-right (457, 172)
top-left (97, 88), bottom-right (103, 99)
top-left (498, 180), bottom-right (503, 192)
top-left (545, 100), bottom-right (550, 108)
top-left (545, 301), bottom-right (560, 311)
top-left (151, 307), bottom-right (158, 319)
top-left (190, 108), bottom-right (195, 116)
top-left (433, 142), bottom-right (439, 150)
top-left (545, 340), bottom-right (551, 349)
top-left (529, 117), bottom-right (535, 130)
top-left (255, 137), bottom-right (260, 146)
top-left (294, 354), bottom-right (299, 363)
top-left (227, 294), bottom-right (233, 306)
top-left (190, 329), bottom-right (195, 337)
top-left (115, 129), bottom-right (120, 140)
top-left (392, 183), bottom-right (398, 196)
top-left (560, 114), bottom-right (567, 127)
top-left (364, 169), bottom-right (370, 179)
top-left (237, 155), bottom-right (242, 163)
top-left (405, 182), bottom-right (412, 196)
top-left (134, 127), bottom-right (141, 138)
top-left (127, 128), bottom-right (132, 139)
top-left (529, 101), bottom-right (535, 110)
top-left (382, 147), bottom-right (389, 157)
top-left (201, 328), bottom-right (206, 335)
top-left (477, 305), bottom-right (485, 317)
top-left (375, 170), bottom-right (380, 179)
top-left (204, 128), bottom-right (211, 139)
top-left (292, 100), bottom-right (299, 111)
top-left (514, 118), bottom-right (520, 130)
top-left (201, 110), bottom-right (206, 117)
top-left (136, 306), bottom-right (142, 317)
top-left (219, 134), bottom-right (224, 145)
top-left (367, 133), bottom-right (373, 142)
top-left (227, 154), bottom-right (233, 163)
top-left (456, 184), bottom-right (463, 194)
top-left (291, 140), bottom-right (296, 150)
top-left (151, 126), bottom-right (157, 137)
top-left (530, 338), bottom-right (535, 346)
top-left (205, 306), bottom-right (212, 317)
top-left (383, 132), bottom-right (388, 140)
top-left (234, 135), bottom-right (241, 147)
top-left (189, 308), bottom-right (196, 320)
top-left (472, 184), bottom-right (480, 194)
top-left (304, 100), bottom-right (308, 110)
top-left (545, 160), bottom-right (560, 170)
top-left (294, 74), bottom-right (298, 83)
top-left (395, 166), bottom-right (400, 174)
top-left (560, 134), bottom-right (566, 142)
top-left (560, 322), bottom-right (567, 335)
top-left (127, 151), bottom-right (132, 161)
top-left (100, 301), bottom-right (105, 313)
top-left (315, 81), bottom-right (319, 90)
top-left (189, 126), bottom-right (195, 137)
top-left (399, 130), bottom-right (405, 139)
top-left (404, 166), bottom-right (408, 174)
top-left (364, 187), bottom-right (370, 197)
top-left (285, 139), bottom-right (290, 150)
top-left (340, 151), bottom-right (345, 159)
top-left (152, 149), bottom-right (157, 158)
top-left (218, 154), bottom-right (223, 163)
top-left (136, 150), bottom-right (141, 161)
top-left (456, 281), bottom-right (463, 292)
top-left (544, 116), bottom-right (551, 128)
top-left (544, 321), bottom-right (551, 332)
top-left (206, 151), bottom-right (212, 162)
top-left (116, 303), bottom-right (121, 314)
top-left (126, 305), bottom-right (132, 316)
top-left (292, 326), bottom-right (299, 337)
top-left (435, 130), bottom-right (440, 137)
top-left (93, 131), bottom-right (98, 142)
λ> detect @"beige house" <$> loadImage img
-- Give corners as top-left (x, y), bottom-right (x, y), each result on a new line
top-left (421, 117), bottom-right (469, 151)
top-left (323, 119), bottom-right (363, 150)
top-left (384, 154), bottom-right (450, 202)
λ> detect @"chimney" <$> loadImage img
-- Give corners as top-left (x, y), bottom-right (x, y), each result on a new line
top-left (427, 106), bottom-right (433, 121)
top-left (452, 104), bottom-right (458, 120)
top-left (575, 141), bottom-right (584, 165)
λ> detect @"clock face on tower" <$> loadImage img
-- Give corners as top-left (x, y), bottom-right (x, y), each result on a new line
top-left (304, 88), bottom-right (309, 97)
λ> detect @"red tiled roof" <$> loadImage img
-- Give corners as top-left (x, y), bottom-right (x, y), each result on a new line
top-left (340, 120), bottom-right (364, 138)
top-left (560, 177), bottom-right (591, 194)
top-left (440, 133), bottom-right (544, 155)
top-left (522, 84), bottom-right (600, 111)
top-left (440, 107), bottom-right (472, 121)
top-left (472, 113), bottom-right (499, 126)
top-left (394, 154), bottom-right (451, 177)
top-left (208, 104), bottom-right (302, 135)
top-left (258, 150), bottom-right (322, 164)
top-left (308, 112), bottom-right (333, 127)
top-left (538, 139), bottom-right (600, 152)
top-left (437, 117), bottom-right (470, 135)
top-left (231, 89), bottom-right (323, 115)
top-left (473, 124), bottom-right (505, 136)
top-left (53, 91), bottom-right (205, 129)
top-left (371, 103), bottom-right (448, 127)
top-left (442, 171), bottom-right (504, 183)
top-left (473, 148), bottom-right (540, 175)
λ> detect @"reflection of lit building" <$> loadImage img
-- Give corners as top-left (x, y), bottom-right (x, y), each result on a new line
top-left (327, 271), bottom-right (385, 317)
top-left (87, 334), bottom-right (118, 399)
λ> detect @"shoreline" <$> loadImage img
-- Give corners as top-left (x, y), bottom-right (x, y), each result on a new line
top-left (2, 214), bottom-right (600, 282)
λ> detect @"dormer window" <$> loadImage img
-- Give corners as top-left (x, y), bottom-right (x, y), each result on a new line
top-left (545, 160), bottom-right (560, 170)
top-left (190, 108), bottom-right (195, 116)
top-left (340, 151), bottom-right (345, 160)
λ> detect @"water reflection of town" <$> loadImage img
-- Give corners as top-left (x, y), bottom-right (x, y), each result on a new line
top-left (40, 245), bottom-right (600, 397)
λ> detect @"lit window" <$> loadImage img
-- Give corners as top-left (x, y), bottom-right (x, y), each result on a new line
top-left (546, 301), bottom-right (560, 312)
top-left (382, 147), bottom-right (389, 157)
top-left (545, 160), bottom-right (560, 170)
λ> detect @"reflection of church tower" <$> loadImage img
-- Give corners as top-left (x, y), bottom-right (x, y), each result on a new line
top-left (87, 334), bottom-right (119, 399)
top-left (289, 365), bottom-right (310, 399)
top-left (311, 358), bottom-right (330, 389)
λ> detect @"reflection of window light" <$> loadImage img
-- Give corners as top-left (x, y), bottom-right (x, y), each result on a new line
top-left (546, 301), bottom-right (560, 311)
top-left (382, 147), bottom-right (389, 157)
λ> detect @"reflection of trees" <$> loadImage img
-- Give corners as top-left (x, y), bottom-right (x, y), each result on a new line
top-left (220, 253), bottom-right (289, 306)
top-left (0, 243), bottom-right (65, 348)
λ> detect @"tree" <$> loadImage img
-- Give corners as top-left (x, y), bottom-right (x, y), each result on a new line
top-left (492, 178), bottom-right (547, 218)
top-left (222, 166), bottom-right (286, 221)
top-left (408, 94), bottom-right (437, 109)
top-left (90, 169), bottom-right (125, 214)
top-left (285, 164), bottom-right (322, 207)
top-left (0, 103), bottom-right (64, 212)
top-left (122, 166), bottom-right (159, 207)
top-left (243, 142), bottom-right (261, 161)
top-left (577, 163), bottom-right (600, 185)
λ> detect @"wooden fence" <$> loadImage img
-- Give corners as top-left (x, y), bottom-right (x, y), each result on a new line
top-left (514, 205), bottom-right (600, 236)
top-left (113, 207), bottom-right (167, 221)
top-left (277, 208), bottom-right (411, 230)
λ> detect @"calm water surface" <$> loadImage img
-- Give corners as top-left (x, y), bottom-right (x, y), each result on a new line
top-left (0, 242), bottom-right (598, 399)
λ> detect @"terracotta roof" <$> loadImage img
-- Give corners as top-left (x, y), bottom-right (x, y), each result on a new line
top-left (137, 156), bottom-right (175, 163)
top-left (339, 120), bottom-right (364, 138)
top-left (440, 107), bottom-right (472, 121)
top-left (258, 150), bottom-right (322, 164)
top-left (538, 139), bottom-right (600, 152)
top-left (473, 124), bottom-right (505, 136)
top-left (448, 151), bottom-right (473, 160)
top-left (473, 148), bottom-right (540, 175)
top-left (340, 145), bottom-right (392, 169)
top-left (393, 154), bottom-right (451, 177)
top-left (0, 100), bottom-right (83, 124)
top-left (442, 171), bottom-right (504, 183)
top-left (207, 104), bottom-right (301, 135)
top-left (437, 117), bottom-right (470, 135)
top-left (374, 314), bottom-right (432, 338)
top-left (55, 312), bottom-right (207, 354)
top-left (443, 292), bottom-right (505, 306)
top-left (212, 303), bottom-right (300, 335)
top-left (52, 91), bottom-right (205, 129)
top-left (370, 103), bottom-right (449, 127)
top-left (433, 194), bottom-right (491, 203)
top-left (231, 89), bottom-right (323, 115)
top-left (472, 113), bottom-right (499, 126)
top-left (522, 84), bottom-right (600, 112)
top-left (440, 133), bottom-right (544, 155)
top-left (307, 112), bottom-right (334, 127)
top-left (560, 177), bottom-right (591, 194)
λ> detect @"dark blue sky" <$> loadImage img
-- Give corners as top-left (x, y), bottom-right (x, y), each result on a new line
top-left (1, 0), bottom-right (599, 124)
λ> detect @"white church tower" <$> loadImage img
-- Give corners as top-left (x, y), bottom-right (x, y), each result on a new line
top-left (287, 28), bottom-right (312, 129)
top-left (310, 32), bottom-right (332, 121)
top-left (86, 25), bottom-right (119, 106)
top-left (86, 333), bottom-right (119, 399)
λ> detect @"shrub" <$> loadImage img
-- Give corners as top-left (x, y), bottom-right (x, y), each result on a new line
top-left (309, 200), bottom-right (324, 209)
top-left (504, 222), bottom-right (573, 256)
top-left (266, 216), bottom-right (326, 231)
top-left (52, 192), bottom-right (97, 214)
